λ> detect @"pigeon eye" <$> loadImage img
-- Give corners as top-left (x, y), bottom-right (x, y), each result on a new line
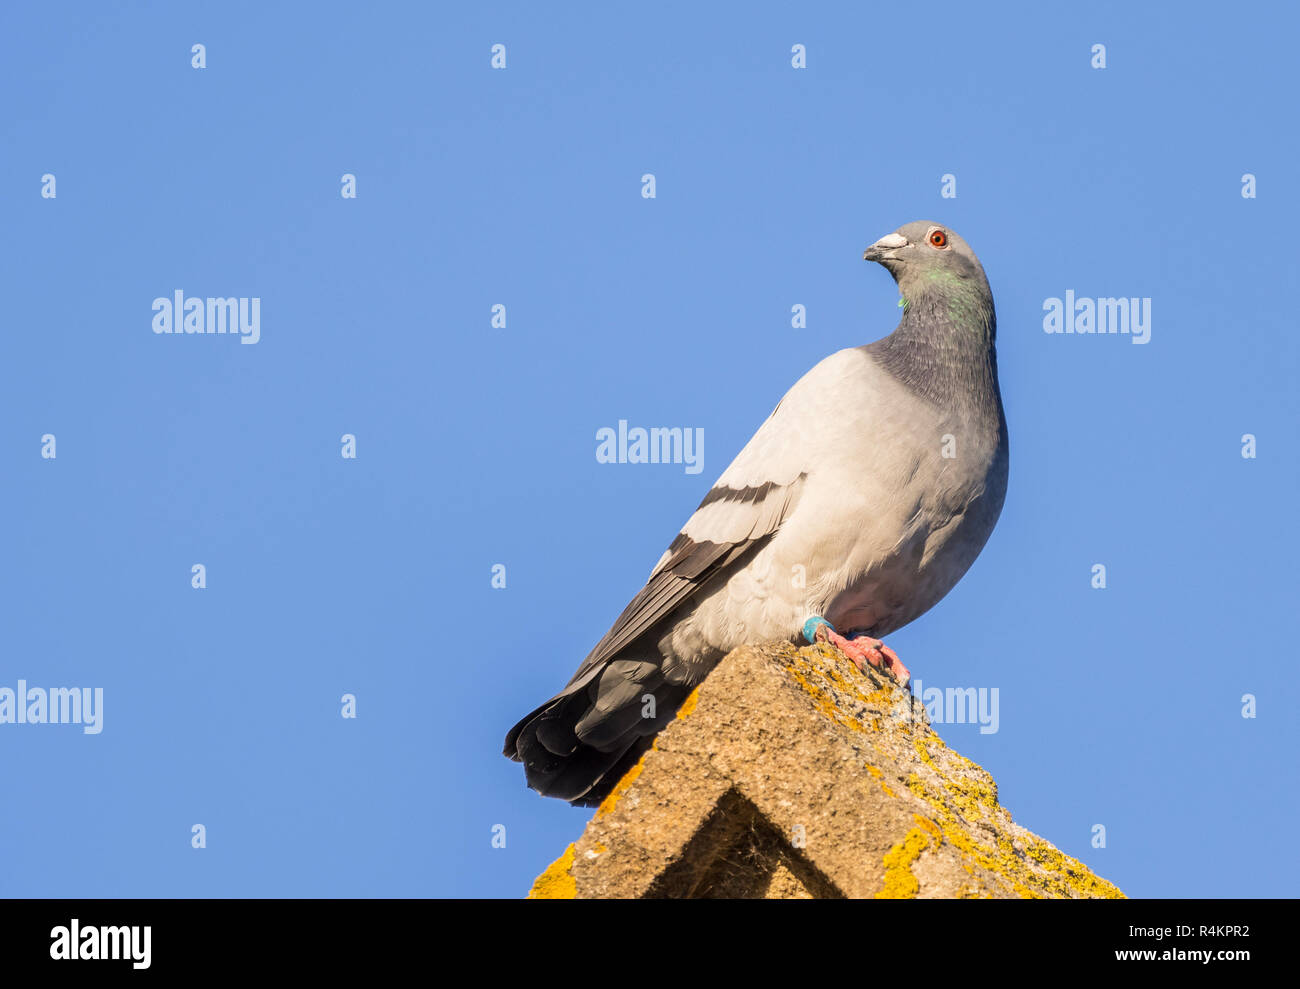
top-left (928, 229), bottom-right (948, 248)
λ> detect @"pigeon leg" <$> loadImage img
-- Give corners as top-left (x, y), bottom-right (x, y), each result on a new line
top-left (822, 627), bottom-right (911, 688)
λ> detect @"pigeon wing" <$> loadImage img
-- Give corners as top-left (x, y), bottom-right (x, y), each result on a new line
top-left (503, 395), bottom-right (813, 769)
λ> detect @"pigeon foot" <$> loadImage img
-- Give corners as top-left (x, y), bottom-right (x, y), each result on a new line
top-left (823, 628), bottom-right (911, 689)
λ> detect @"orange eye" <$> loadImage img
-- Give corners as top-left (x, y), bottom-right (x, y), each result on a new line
top-left (929, 229), bottom-right (948, 248)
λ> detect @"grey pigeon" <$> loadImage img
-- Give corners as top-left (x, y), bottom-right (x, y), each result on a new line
top-left (504, 221), bottom-right (1009, 805)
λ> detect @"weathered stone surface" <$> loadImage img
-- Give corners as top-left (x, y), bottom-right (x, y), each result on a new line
top-left (528, 641), bottom-right (1123, 899)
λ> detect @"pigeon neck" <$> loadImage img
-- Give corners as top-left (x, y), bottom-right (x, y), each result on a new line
top-left (867, 282), bottom-right (1001, 413)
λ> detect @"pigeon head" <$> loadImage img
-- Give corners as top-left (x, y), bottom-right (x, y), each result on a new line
top-left (861, 221), bottom-right (999, 401)
top-left (863, 221), bottom-right (989, 302)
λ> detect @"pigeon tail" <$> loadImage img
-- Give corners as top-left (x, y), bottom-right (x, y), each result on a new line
top-left (505, 656), bottom-right (697, 805)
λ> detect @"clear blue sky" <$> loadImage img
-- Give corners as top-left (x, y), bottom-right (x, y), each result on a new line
top-left (0, 1), bottom-right (1295, 898)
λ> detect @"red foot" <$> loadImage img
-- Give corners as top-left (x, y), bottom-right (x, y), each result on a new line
top-left (821, 628), bottom-right (911, 688)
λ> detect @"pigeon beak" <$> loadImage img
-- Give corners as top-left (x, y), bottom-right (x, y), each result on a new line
top-left (863, 232), bottom-right (909, 263)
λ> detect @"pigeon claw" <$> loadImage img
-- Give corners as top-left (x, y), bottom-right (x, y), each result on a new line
top-left (825, 629), bottom-right (912, 690)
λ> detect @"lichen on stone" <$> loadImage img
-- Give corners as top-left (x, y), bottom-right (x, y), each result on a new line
top-left (527, 844), bottom-right (577, 899)
top-left (875, 815), bottom-right (943, 899)
top-left (525, 641), bottom-right (1125, 899)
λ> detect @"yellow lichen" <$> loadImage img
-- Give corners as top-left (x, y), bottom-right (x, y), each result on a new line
top-left (675, 687), bottom-right (702, 720)
top-left (527, 844), bottom-right (577, 899)
top-left (782, 650), bottom-right (895, 735)
top-left (874, 815), bottom-right (941, 899)
top-left (864, 764), bottom-right (897, 798)
top-left (902, 750), bottom-right (1125, 900)
top-left (787, 665), bottom-right (869, 732)
top-left (595, 750), bottom-right (649, 819)
top-left (776, 646), bottom-right (1123, 898)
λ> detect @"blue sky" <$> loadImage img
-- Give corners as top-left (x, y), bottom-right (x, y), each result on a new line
top-left (0, 1), bottom-right (1294, 898)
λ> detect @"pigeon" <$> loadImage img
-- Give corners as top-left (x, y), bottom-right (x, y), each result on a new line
top-left (504, 221), bottom-right (1009, 806)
